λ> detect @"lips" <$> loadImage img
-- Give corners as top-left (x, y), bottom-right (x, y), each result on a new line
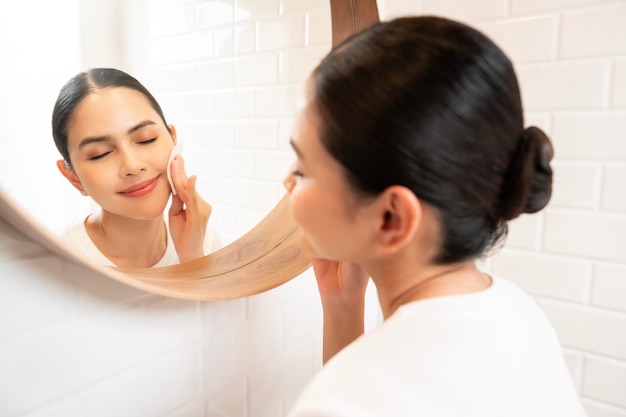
top-left (118, 176), bottom-right (160, 197)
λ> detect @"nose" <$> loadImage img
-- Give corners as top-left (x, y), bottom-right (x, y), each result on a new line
top-left (283, 170), bottom-right (295, 193)
top-left (119, 147), bottom-right (146, 177)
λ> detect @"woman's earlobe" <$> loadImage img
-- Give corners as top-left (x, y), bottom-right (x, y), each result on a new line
top-left (56, 160), bottom-right (88, 196)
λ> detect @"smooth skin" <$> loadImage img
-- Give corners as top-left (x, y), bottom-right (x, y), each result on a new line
top-left (57, 87), bottom-right (212, 267)
top-left (283, 80), bottom-right (492, 363)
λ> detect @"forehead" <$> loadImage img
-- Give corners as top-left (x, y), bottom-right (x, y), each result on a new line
top-left (67, 87), bottom-right (161, 139)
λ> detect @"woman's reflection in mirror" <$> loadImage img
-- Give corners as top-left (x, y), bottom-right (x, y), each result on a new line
top-left (52, 68), bottom-right (221, 268)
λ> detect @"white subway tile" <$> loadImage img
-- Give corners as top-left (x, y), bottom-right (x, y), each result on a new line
top-left (215, 90), bottom-right (236, 118)
top-left (204, 177), bottom-right (237, 205)
top-left (237, 151), bottom-right (257, 178)
top-left (20, 397), bottom-right (83, 417)
top-left (552, 112), bottom-right (626, 161)
top-left (511, 0), bottom-right (613, 16)
top-left (562, 349), bottom-right (584, 390)
top-left (83, 345), bottom-right (201, 417)
top-left (551, 162), bottom-right (601, 208)
top-left (237, 180), bottom-right (280, 211)
top-left (164, 398), bottom-right (203, 417)
top-left (517, 61), bottom-right (607, 110)
top-left (614, 60), bottom-right (626, 107)
top-left (236, 53), bottom-right (279, 86)
top-left (592, 262), bottom-right (626, 312)
top-left (235, 206), bottom-right (267, 236)
top-left (196, 121), bottom-right (236, 148)
top-left (282, 0), bottom-right (328, 13)
top-left (479, 15), bottom-right (556, 63)
top-left (0, 302), bottom-right (177, 415)
top-left (257, 151), bottom-right (293, 180)
top-left (582, 399), bottom-right (626, 417)
top-left (491, 250), bottom-right (591, 302)
top-left (583, 356), bottom-right (626, 408)
top-left (184, 146), bottom-right (217, 178)
top-left (602, 164), bottom-right (626, 210)
top-left (215, 27), bottom-right (235, 57)
top-left (202, 307), bottom-right (282, 394)
top-left (283, 296), bottom-right (323, 348)
top-left (179, 31), bottom-right (215, 62)
top-left (216, 149), bottom-right (237, 177)
top-left (279, 46), bottom-right (328, 83)
top-left (307, 7), bottom-right (332, 45)
top-left (235, 0), bottom-right (279, 22)
top-left (150, 37), bottom-right (179, 65)
top-left (505, 212), bottom-right (541, 250)
top-left (197, 1), bottom-right (234, 28)
top-left (256, 84), bottom-right (301, 117)
top-left (195, 60), bottom-right (236, 89)
top-left (162, 6), bottom-right (195, 36)
top-left (248, 272), bottom-right (316, 317)
top-left (248, 342), bottom-right (313, 417)
top-left (235, 23), bottom-right (256, 55)
top-left (180, 92), bottom-right (216, 119)
top-left (560, 5), bottom-right (626, 58)
top-left (204, 379), bottom-right (246, 417)
top-left (422, 0), bottom-right (505, 21)
top-left (544, 210), bottom-right (626, 262)
top-left (538, 299), bottom-right (626, 359)
top-left (237, 120), bottom-right (279, 149)
top-left (382, 0), bottom-right (420, 19)
top-left (0, 257), bottom-right (77, 339)
top-left (258, 14), bottom-right (306, 51)
top-left (236, 88), bottom-right (256, 117)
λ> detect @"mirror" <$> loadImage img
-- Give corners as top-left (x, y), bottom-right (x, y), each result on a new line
top-left (0, 0), bottom-right (379, 299)
top-left (1, 0), bottom-right (332, 243)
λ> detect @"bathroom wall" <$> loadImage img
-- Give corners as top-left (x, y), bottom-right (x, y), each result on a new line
top-left (0, 1), bottom-right (625, 417)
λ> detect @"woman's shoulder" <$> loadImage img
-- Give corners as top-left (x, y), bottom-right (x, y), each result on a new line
top-left (59, 215), bottom-right (115, 266)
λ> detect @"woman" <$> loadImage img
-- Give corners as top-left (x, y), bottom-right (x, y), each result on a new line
top-left (52, 68), bottom-right (221, 267)
top-left (283, 16), bottom-right (586, 416)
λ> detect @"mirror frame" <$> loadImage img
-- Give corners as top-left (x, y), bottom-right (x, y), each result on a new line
top-left (0, 0), bottom-right (379, 300)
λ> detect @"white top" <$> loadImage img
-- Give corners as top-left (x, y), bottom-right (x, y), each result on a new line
top-left (288, 276), bottom-right (587, 417)
top-left (61, 216), bottom-right (222, 267)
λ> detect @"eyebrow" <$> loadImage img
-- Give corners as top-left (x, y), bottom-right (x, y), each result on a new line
top-left (289, 138), bottom-right (304, 159)
top-left (78, 120), bottom-right (158, 149)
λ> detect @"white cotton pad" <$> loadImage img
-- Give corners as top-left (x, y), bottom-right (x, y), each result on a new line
top-left (166, 142), bottom-right (183, 195)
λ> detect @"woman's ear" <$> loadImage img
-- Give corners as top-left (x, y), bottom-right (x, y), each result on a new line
top-left (169, 124), bottom-right (177, 144)
top-left (56, 160), bottom-right (88, 196)
top-left (375, 186), bottom-right (421, 253)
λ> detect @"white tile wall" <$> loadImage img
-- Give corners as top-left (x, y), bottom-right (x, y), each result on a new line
top-left (1, 1), bottom-right (625, 417)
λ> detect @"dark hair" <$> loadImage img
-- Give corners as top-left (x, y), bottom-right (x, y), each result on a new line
top-left (52, 68), bottom-right (170, 166)
top-left (311, 16), bottom-right (553, 264)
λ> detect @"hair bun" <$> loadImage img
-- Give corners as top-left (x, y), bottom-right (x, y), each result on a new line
top-left (496, 126), bottom-right (554, 221)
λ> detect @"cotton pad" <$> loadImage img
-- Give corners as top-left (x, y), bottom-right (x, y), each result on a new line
top-left (167, 142), bottom-right (183, 195)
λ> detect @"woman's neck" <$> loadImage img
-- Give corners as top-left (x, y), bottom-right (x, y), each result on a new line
top-left (85, 211), bottom-right (168, 268)
top-left (368, 256), bottom-right (491, 319)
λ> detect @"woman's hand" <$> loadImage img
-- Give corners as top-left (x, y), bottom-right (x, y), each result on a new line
top-left (311, 257), bottom-right (370, 306)
top-left (311, 257), bottom-right (370, 363)
top-left (168, 155), bottom-right (212, 263)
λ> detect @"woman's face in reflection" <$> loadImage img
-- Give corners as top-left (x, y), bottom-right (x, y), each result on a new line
top-left (62, 87), bottom-right (176, 221)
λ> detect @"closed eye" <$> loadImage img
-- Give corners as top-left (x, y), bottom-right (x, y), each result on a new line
top-left (138, 138), bottom-right (157, 145)
top-left (90, 151), bottom-right (111, 161)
